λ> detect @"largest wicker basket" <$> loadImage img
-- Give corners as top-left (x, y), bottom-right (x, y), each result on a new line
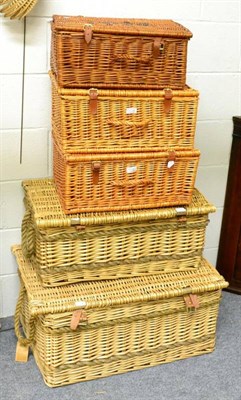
top-left (51, 15), bottom-right (192, 89)
top-left (21, 178), bottom-right (216, 287)
top-left (13, 246), bottom-right (228, 388)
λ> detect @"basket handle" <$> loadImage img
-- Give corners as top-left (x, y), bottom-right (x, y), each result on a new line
top-left (21, 208), bottom-right (35, 259)
top-left (14, 281), bottom-right (35, 362)
top-left (113, 39), bottom-right (165, 63)
top-left (106, 119), bottom-right (151, 137)
top-left (112, 178), bottom-right (154, 188)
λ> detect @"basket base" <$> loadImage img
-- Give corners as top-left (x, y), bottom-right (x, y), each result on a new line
top-left (32, 336), bottom-right (215, 387)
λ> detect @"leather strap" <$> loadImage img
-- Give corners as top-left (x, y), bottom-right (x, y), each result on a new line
top-left (70, 310), bottom-right (88, 330)
top-left (15, 341), bottom-right (29, 362)
top-left (153, 38), bottom-right (165, 58)
top-left (167, 151), bottom-right (176, 171)
top-left (89, 88), bottom-right (98, 115)
top-left (164, 88), bottom-right (173, 114)
top-left (92, 161), bottom-right (101, 185)
top-left (84, 24), bottom-right (93, 44)
top-left (184, 294), bottom-right (200, 311)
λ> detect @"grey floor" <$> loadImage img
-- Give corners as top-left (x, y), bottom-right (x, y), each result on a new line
top-left (0, 291), bottom-right (241, 400)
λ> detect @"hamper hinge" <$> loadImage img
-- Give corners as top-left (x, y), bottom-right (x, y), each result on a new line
top-left (92, 161), bottom-right (101, 185)
top-left (164, 88), bottom-right (173, 114)
top-left (70, 310), bottom-right (88, 330)
top-left (89, 88), bottom-right (98, 115)
top-left (84, 23), bottom-right (93, 44)
top-left (153, 38), bottom-right (165, 58)
top-left (184, 294), bottom-right (200, 311)
top-left (167, 150), bottom-right (176, 171)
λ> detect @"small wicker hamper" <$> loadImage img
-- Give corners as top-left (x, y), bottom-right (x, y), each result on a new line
top-left (50, 71), bottom-right (199, 153)
top-left (13, 246), bottom-right (228, 388)
top-left (22, 178), bottom-right (215, 287)
top-left (51, 15), bottom-right (192, 90)
top-left (53, 142), bottom-right (200, 213)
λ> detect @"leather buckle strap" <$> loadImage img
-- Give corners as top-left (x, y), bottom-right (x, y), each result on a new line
top-left (184, 294), bottom-right (200, 311)
top-left (92, 161), bottom-right (101, 185)
top-left (84, 24), bottom-right (93, 44)
top-left (167, 151), bottom-right (176, 171)
top-left (164, 88), bottom-right (173, 114)
top-left (89, 88), bottom-right (98, 115)
top-left (70, 310), bottom-right (88, 330)
top-left (153, 38), bottom-right (165, 58)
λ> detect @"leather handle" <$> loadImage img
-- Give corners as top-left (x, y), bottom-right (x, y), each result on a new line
top-left (112, 179), bottom-right (153, 187)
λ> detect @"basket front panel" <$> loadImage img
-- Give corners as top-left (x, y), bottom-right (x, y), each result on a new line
top-left (52, 83), bottom-right (198, 152)
top-left (22, 290), bottom-right (221, 369)
top-left (53, 147), bottom-right (199, 213)
top-left (51, 31), bottom-right (188, 89)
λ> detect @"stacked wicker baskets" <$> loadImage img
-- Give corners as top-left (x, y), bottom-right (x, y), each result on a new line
top-left (13, 15), bottom-right (228, 387)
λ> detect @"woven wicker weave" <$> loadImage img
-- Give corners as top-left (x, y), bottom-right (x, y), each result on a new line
top-left (51, 16), bottom-right (192, 89)
top-left (50, 71), bottom-right (199, 153)
top-left (21, 178), bottom-right (215, 286)
top-left (13, 246), bottom-right (228, 387)
top-left (53, 143), bottom-right (200, 213)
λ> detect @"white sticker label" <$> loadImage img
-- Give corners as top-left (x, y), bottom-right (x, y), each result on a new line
top-left (126, 107), bottom-right (137, 114)
top-left (126, 166), bottom-right (137, 174)
top-left (167, 160), bottom-right (175, 169)
top-left (175, 207), bottom-right (186, 213)
top-left (75, 301), bottom-right (87, 308)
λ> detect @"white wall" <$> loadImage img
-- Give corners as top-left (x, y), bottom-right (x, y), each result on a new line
top-left (0, 0), bottom-right (240, 317)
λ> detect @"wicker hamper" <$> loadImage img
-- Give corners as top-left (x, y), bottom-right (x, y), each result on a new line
top-left (13, 246), bottom-right (228, 388)
top-left (51, 15), bottom-right (192, 90)
top-left (22, 178), bottom-right (215, 287)
top-left (50, 71), bottom-right (199, 153)
top-left (53, 142), bottom-right (200, 213)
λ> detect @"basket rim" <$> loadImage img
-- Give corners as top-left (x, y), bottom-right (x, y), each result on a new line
top-left (13, 246), bottom-right (228, 316)
top-left (52, 15), bottom-right (192, 38)
top-left (22, 179), bottom-right (216, 229)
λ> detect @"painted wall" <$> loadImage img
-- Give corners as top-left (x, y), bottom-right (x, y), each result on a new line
top-left (0, 0), bottom-right (240, 317)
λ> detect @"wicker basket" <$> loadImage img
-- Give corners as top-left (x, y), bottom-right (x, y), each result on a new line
top-left (13, 246), bottom-right (228, 388)
top-left (21, 178), bottom-right (216, 287)
top-left (50, 71), bottom-right (199, 153)
top-left (53, 142), bottom-right (200, 213)
top-left (51, 15), bottom-right (192, 90)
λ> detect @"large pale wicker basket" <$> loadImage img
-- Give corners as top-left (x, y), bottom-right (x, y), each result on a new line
top-left (13, 246), bottom-right (228, 388)
top-left (51, 15), bottom-right (192, 90)
top-left (21, 178), bottom-right (215, 287)
top-left (53, 142), bottom-right (200, 213)
top-left (50, 71), bottom-right (199, 153)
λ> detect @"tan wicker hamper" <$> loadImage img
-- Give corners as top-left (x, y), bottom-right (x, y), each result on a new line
top-left (50, 71), bottom-right (199, 153)
top-left (51, 15), bottom-right (192, 90)
top-left (13, 246), bottom-right (228, 388)
top-left (53, 142), bottom-right (200, 213)
top-left (22, 178), bottom-right (215, 287)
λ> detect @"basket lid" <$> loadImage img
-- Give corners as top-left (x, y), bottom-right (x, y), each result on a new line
top-left (22, 179), bottom-right (216, 229)
top-left (52, 15), bottom-right (192, 39)
top-left (12, 246), bottom-right (228, 316)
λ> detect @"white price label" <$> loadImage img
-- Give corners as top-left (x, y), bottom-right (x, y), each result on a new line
top-left (75, 301), bottom-right (87, 307)
top-left (126, 166), bottom-right (137, 174)
top-left (126, 107), bottom-right (137, 114)
top-left (175, 207), bottom-right (186, 213)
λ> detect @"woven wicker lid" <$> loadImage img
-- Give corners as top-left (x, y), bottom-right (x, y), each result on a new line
top-left (22, 179), bottom-right (216, 229)
top-left (12, 246), bottom-right (228, 316)
top-left (52, 15), bottom-right (192, 38)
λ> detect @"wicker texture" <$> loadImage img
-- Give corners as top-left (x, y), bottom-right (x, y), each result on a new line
top-left (53, 144), bottom-right (200, 213)
top-left (13, 246), bottom-right (228, 387)
top-left (0, 0), bottom-right (38, 19)
top-left (50, 71), bottom-right (199, 153)
top-left (21, 179), bottom-right (215, 286)
top-left (51, 16), bottom-right (192, 90)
